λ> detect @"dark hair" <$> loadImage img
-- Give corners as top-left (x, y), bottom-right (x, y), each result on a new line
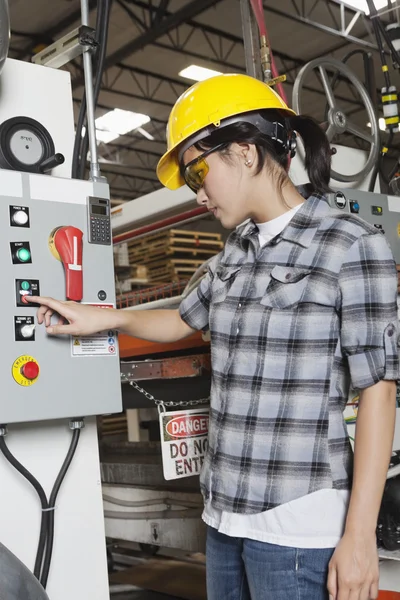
top-left (195, 110), bottom-right (332, 194)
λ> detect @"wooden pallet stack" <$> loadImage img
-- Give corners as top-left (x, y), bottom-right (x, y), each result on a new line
top-left (127, 228), bottom-right (223, 285)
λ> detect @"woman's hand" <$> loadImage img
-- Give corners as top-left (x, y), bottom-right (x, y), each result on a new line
top-left (27, 296), bottom-right (119, 336)
top-left (327, 532), bottom-right (379, 600)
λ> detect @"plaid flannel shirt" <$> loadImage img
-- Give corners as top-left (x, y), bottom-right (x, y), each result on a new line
top-left (179, 191), bottom-right (399, 514)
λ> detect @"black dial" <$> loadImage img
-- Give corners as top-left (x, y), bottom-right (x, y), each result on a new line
top-left (0, 116), bottom-right (63, 174)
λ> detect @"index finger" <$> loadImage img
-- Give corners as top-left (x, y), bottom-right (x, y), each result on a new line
top-left (26, 296), bottom-right (68, 314)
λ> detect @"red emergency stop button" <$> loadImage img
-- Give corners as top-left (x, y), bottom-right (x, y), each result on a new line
top-left (21, 361), bottom-right (39, 380)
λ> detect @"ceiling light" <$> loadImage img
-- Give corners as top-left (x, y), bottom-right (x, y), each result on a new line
top-left (342, 0), bottom-right (389, 13)
top-left (367, 117), bottom-right (386, 131)
top-left (179, 65), bottom-right (222, 82)
top-left (94, 109), bottom-right (150, 143)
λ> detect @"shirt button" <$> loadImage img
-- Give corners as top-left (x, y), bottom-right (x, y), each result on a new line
top-left (285, 273), bottom-right (291, 280)
top-left (388, 328), bottom-right (395, 337)
top-left (236, 327), bottom-right (240, 334)
top-left (238, 303), bottom-right (242, 308)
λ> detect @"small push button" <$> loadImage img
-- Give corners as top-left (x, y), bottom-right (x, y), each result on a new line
top-left (12, 210), bottom-right (29, 226)
top-left (16, 247), bottom-right (31, 262)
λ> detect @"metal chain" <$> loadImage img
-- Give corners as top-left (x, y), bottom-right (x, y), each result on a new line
top-left (121, 373), bottom-right (210, 413)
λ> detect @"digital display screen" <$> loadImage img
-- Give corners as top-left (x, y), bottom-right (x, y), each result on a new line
top-left (92, 205), bottom-right (107, 215)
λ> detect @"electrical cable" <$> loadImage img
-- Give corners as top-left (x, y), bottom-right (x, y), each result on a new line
top-left (367, 0), bottom-right (400, 67)
top-left (0, 435), bottom-right (49, 581)
top-left (387, 0), bottom-right (395, 24)
top-left (0, 423), bottom-right (83, 589)
top-left (368, 4), bottom-right (391, 89)
top-left (78, 0), bottom-right (112, 180)
top-left (369, 130), bottom-right (394, 191)
top-left (71, 83), bottom-right (87, 179)
top-left (376, 13), bottom-right (400, 68)
top-left (39, 427), bottom-right (81, 589)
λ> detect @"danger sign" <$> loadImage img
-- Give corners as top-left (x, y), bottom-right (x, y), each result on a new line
top-left (159, 408), bottom-right (209, 480)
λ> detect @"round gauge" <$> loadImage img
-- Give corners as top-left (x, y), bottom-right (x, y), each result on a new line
top-left (0, 116), bottom-right (55, 173)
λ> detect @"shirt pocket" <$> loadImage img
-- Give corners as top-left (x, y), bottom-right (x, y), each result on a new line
top-left (212, 265), bottom-right (242, 304)
top-left (260, 265), bottom-right (312, 309)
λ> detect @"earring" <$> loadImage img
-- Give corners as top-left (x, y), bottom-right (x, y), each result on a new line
top-left (245, 159), bottom-right (252, 166)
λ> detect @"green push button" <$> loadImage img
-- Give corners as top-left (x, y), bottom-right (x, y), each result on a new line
top-left (21, 281), bottom-right (30, 290)
top-left (16, 247), bottom-right (31, 262)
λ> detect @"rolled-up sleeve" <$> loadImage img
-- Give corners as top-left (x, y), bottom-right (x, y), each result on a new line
top-left (339, 231), bottom-right (399, 390)
top-left (179, 253), bottom-right (221, 331)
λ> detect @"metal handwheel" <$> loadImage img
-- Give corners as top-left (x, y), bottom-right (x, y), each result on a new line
top-left (292, 57), bottom-right (380, 183)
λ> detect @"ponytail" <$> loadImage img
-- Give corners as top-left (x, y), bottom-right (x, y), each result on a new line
top-left (288, 115), bottom-right (332, 194)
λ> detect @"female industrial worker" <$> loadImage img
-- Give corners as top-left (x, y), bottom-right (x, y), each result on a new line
top-left (29, 74), bottom-right (398, 600)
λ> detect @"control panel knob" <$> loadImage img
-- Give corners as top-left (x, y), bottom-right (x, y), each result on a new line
top-left (12, 210), bottom-right (29, 226)
top-left (21, 361), bottom-right (39, 380)
top-left (50, 226), bottom-right (84, 301)
top-left (20, 324), bottom-right (35, 339)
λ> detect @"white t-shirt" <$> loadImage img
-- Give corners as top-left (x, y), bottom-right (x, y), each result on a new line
top-left (202, 203), bottom-right (350, 548)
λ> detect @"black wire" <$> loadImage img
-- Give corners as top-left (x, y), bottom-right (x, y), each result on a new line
top-left (369, 5), bottom-right (392, 88)
top-left (377, 16), bottom-right (400, 68)
top-left (78, 0), bottom-right (112, 180)
top-left (71, 74), bottom-right (87, 179)
top-left (368, 130), bottom-right (394, 191)
top-left (368, 0), bottom-right (400, 69)
top-left (39, 428), bottom-right (81, 589)
top-left (387, 0), bottom-right (395, 23)
top-left (0, 435), bottom-right (49, 581)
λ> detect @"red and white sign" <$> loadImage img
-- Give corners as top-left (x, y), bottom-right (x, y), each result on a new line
top-left (160, 408), bottom-right (209, 480)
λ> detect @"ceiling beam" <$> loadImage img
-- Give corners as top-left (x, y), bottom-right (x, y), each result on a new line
top-left (103, 63), bottom-right (364, 109)
top-left (122, 0), bottom-right (308, 72)
top-left (263, 0), bottom-right (378, 51)
top-left (15, 0), bottom-right (98, 60)
top-left (73, 0), bottom-right (224, 87)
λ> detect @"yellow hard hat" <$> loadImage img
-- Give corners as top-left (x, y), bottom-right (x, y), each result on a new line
top-left (156, 73), bottom-right (296, 190)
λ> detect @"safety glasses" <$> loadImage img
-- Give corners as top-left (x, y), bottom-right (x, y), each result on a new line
top-left (180, 143), bottom-right (227, 193)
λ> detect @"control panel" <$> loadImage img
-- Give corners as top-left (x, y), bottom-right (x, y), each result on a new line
top-left (327, 189), bottom-right (400, 263)
top-left (0, 171), bottom-right (122, 424)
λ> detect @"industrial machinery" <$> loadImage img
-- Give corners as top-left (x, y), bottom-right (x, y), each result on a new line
top-left (0, 2), bottom-right (121, 599)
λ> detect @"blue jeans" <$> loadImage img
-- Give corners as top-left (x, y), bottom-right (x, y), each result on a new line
top-left (206, 526), bottom-right (335, 600)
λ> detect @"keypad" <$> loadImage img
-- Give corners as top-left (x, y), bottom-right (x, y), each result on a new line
top-left (90, 216), bottom-right (111, 245)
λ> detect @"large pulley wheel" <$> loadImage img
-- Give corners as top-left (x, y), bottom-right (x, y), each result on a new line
top-left (292, 57), bottom-right (380, 183)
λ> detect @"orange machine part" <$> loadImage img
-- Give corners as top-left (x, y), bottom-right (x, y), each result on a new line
top-left (379, 593), bottom-right (400, 599)
top-left (118, 330), bottom-right (209, 359)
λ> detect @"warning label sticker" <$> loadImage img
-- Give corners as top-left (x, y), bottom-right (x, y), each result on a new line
top-left (71, 303), bottom-right (117, 357)
top-left (159, 408), bottom-right (209, 480)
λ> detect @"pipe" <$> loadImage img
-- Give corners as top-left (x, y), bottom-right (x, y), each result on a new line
top-left (0, 0), bottom-right (10, 75)
top-left (249, 0), bottom-right (288, 104)
top-left (112, 206), bottom-right (208, 245)
top-left (80, 0), bottom-right (101, 180)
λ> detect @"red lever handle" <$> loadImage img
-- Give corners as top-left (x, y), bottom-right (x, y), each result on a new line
top-left (53, 226), bottom-right (83, 301)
